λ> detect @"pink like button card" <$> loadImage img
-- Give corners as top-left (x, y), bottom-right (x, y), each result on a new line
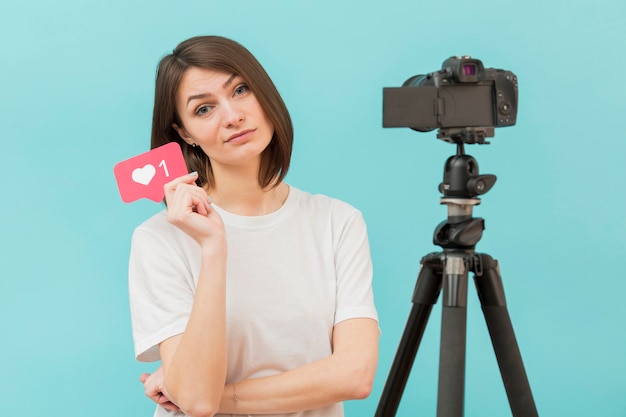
top-left (114, 142), bottom-right (189, 203)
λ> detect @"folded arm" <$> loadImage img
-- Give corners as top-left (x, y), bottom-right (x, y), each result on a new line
top-left (142, 317), bottom-right (378, 415)
top-left (218, 317), bottom-right (379, 415)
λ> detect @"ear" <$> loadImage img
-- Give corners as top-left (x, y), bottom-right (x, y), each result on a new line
top-left (172, 123), bottom-right (194, 145)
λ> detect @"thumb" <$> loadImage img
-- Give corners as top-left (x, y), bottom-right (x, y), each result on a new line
top-left (139, 372), bottom-right (151, 383)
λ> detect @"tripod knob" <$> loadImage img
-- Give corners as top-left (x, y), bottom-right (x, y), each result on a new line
top-left (467, 174), bottom-right (496, 195)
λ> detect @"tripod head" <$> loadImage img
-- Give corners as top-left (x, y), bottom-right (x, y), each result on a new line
top-left (433, 140), bottom-right (496, 252)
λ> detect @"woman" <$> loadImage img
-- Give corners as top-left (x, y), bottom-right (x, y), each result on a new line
top-left (128, 35), bottom-right (379, 417)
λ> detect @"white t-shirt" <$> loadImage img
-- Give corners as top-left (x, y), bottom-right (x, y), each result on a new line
top-left (129, 186), bottom-right (378, 417)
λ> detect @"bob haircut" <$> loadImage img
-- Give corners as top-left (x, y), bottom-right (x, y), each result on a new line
top-left (151, 36), bottom-right (293, 190)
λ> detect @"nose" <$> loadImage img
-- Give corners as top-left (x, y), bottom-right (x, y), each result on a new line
top-left (222, 101), bottom-right (245, 128)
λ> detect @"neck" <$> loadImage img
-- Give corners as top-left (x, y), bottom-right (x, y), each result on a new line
top-left (207, 164), bottom-right (288, 216)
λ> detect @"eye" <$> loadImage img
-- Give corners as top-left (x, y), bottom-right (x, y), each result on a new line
top-left (233, 83), bottom-right (250, 96)
top-left (195, 105), bottom-right (213, 116)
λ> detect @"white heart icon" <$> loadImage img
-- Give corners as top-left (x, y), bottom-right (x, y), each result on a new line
top-left (132, 164), bottom-right (156, 186)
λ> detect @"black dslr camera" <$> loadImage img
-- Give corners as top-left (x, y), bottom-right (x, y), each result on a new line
top-left (383, 56), bottom-right (518, 144)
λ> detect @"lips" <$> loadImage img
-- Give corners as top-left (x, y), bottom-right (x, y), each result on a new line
top-left (226, 129), bottom-right (256, 143)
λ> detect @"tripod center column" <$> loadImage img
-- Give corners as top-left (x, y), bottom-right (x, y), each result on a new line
top-left (443, 256), bottom-right (468, 307)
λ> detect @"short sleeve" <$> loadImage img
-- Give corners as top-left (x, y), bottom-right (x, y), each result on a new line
top-left (128, 227), bottom-right (195, 362)
top-left (333, 210), bottom-right (378, 326)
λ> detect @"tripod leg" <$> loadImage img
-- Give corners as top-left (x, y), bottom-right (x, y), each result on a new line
top-left (473, 254), bottom-right (538, 417)
top-left (436, 255), bottom-right (469, 417)
top-left (374, 254), bottom-right (443, 417)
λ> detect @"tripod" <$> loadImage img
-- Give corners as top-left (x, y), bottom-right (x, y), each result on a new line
top-left (374, 141), bottom-right (538, 417)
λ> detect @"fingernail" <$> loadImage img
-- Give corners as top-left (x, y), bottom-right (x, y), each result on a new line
top-left (189, 171), bottom-right (198, 177)
top-left (207, 196), bottom-right (213, 203)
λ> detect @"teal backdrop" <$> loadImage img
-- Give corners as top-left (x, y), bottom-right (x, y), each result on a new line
top-left (1, 0), bottom-right (625, 416)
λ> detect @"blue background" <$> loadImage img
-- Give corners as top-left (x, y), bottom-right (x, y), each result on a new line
top-left (1, 0), bottom-right (625, 415)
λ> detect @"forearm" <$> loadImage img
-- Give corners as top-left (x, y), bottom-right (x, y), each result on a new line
top-left (219, 319), bottom-right (379, 415)
top-left (219, 354), bottom-right (372, 414)
top-left (162, 248), bottom-right (228, 416)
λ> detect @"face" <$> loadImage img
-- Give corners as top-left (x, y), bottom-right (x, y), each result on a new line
top-left (173, 67), bottom-right (274, 173)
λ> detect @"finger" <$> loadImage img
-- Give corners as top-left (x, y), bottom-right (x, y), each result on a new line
top-left (168, 186), bottom-right (212, 220)
top-left (144, 380), bottom-right (163, 397)
top-left (164, 172), bottom-right (200, 202)
top-left (139, 373), bottom-right (151, 383)
top-left (193, 195), bottom-right (213, 216)
top-left (156, 394), bottom-right (180, 411)
top-left (145, 387), bottom-right (163, 401)
top-left (164, 171), bottom-right (199, 190)
top-left (160, 402), bottom-right (181, 412)
top-left (147, 392), bottom-right (180, 411)
top-left (168, 179), bottom-right (208, 206)
top-left (157, 394), bottom-right (171, 404)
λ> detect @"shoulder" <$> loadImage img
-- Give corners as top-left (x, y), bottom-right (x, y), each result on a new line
top-left (292, 187), bottom-right (362, 218)
top-left (289, 187), bottom-right (366, 233)
top-left (134, 209), bottom-right (169, 232)
top-left (131, 209), bottom-right (193, 256)
top-left (132, 210), bottom-right (174, 241)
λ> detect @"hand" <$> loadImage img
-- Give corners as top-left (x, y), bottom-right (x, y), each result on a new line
top-left (140, 366), bottom-right (180, 412)
top-left (164, 172), bottom-right (226, 250)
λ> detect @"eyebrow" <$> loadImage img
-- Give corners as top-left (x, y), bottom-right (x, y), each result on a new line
top-left (186, 73), bottom-right (238, 106)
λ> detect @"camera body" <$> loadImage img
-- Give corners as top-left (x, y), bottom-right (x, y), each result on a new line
top-left (383, 56), bottom-right (518, 143)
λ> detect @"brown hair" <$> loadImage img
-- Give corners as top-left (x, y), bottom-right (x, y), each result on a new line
top-left (151, 36), bottom-right (293, 190)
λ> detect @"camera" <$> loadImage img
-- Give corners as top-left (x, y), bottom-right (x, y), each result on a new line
top-left (382, 56), bottom-right (518, 144)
